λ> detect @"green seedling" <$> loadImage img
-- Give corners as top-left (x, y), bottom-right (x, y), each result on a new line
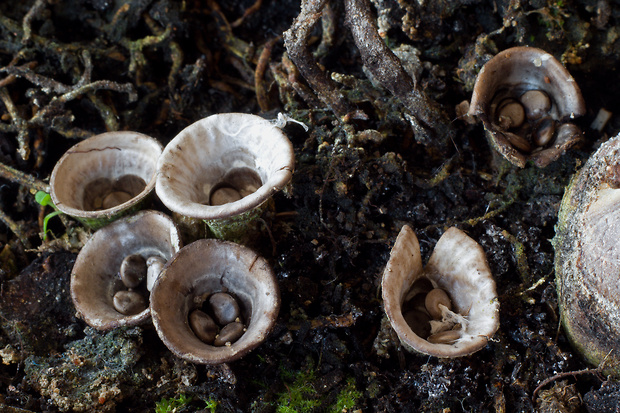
top-left (331, 378), bottom-right (362, 413)
top-left (155, 394), bottom-right (192, 413)
top-left (204, 398), bottom-right (219, 413)
top-left (35, 191), bottom-right (64, 240)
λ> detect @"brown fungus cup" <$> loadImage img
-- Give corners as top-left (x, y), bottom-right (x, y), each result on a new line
top-left (150, 238), bottom-right (280, 364)
top-left (50, 131), bottom-right (162, 229)
top-left (382, 225), bottom-right (499, 358)
top-left (155, 113), bottom-right (295, 242)
top-left (70, 210), bottom-right (182, 330)
top-left (468, 46), bottom-right (585, 168)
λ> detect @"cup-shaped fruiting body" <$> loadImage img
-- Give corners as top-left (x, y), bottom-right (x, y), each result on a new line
top-left (468, 46), bottom-right (585, 168)
top-left (50, 131), bottom-right (162, 229)
top-left (156, 113), bottom-right (295, 242)
top-left (554, 133), bottom-right (620, 374)
top-left (71, 210), bottom-right (182, 330)
top-left (149, 238), bottom-right (280, 364)
top-left (381, 225), bottom-right (499, 358)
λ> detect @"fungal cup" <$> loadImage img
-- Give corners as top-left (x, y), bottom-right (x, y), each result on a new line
top-left (156, 113), bottom-right (295, 242)
top-left (149, 238), bottom-right (281, 364)
top-left (554, 133), bottom-right (620, 374)
top-left (50, 131), bottom-right (162, 229)
top-left (70, 210), bottom-right (182, 330)
top-left (381, 225), bottom-right (499, 358)
top-left (468, 46), bottom-right (585, 168)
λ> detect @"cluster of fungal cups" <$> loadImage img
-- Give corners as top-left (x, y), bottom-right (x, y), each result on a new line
top-left (62, 114), bottom-right (292, 364)
top-left (189, 292), bottom-right (246, 347)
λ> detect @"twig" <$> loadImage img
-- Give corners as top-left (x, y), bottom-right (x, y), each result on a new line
top-left (531, 350), bottom-right (612, 402)
top-left (143, 14), bottom-right (184, 90)
top-left (0, 162), bottom-right (50, 193)
top-left (29, 79), bottom-right (137, 126)
top-left (0, 87), bottom-right (30, 160)
top-left (207, 0), bottom-right (254, 60)
top-left (121, 24), bottom-right (173, 76)
top-left (231, 0), bottom-right (263, 28)
top-left (1, 63), bottom-right (71, 94)
top-left (22, 0), bottom-right (47, 44)
top-left (281, 53), bottom-right (321, 108)
top-left (343, 0), bottom-right (453, 146)
top-left (283, 0), bottom-right (354, 118)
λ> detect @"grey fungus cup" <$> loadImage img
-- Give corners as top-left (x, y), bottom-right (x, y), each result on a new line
top-left (70, 210), bottom-right (182, 330)
top-left (382, 225), bottom-right (499, 358)
top-left (468, 46), bottom-right (585, 168)
top-left (149, 238), bottom-right (281, 364)
top-left (50, 131), bottom-right (162, 229)
top-left (155, 113), bottom-right (295, 242)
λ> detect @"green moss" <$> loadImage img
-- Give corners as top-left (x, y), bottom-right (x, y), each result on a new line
top-left (204, 398), bottom-right (220, 412)
top-left (276, 367), bottom-right (321, 413)
top-left (330, 378), bottom-right (362, 413)
top-left (155, 394), bottom-right (192, 413)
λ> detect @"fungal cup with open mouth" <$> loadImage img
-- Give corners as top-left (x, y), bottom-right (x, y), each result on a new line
top-left (381, 225), bottom-right (499, 358)
top-left (155, 113), bottom-right (295, 242)
top-left (50, 131), bottom-right (163, 229)
top-left (70, 210), bottom-right (182, 330)
top-left (149, 238), bottom-right (281, 364)
top-left (468, 46), bottom-right (586, 168)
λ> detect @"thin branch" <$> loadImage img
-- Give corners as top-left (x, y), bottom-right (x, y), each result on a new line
top-left (283, 0), bottom-right (354, 118)
top-left (0, 162), bottom-right (50, 193)
top-left (531, 350), bottom-right (612, 402)
top-left (22, 0), bottom-right (47, 44)
top-left (344, 0), bottom-right (453, 146)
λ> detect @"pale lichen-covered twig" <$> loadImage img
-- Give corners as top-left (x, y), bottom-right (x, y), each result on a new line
top-left (0, 87), bottom-right (30, 160)
top-left (21, 0), bottom-right (47, 44)
top-left (0, 162), bottom-right (49, 193)
top-left (343, 0), bottom-right (453, 146)
top-left (283, 0), bottom-right (354, 118)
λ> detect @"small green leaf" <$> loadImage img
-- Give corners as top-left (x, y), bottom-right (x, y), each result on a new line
top-left (35, 191), bottom-right (52, 207)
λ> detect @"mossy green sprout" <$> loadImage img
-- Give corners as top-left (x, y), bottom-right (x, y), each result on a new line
top-left (204, 398), bottom-right (219, 413)
top-left (34, 191), bottom-right (64, 240)
top-left (276, 367), bottom-right (321, 413)
top-left (332, 378), bottom-right (362, 413)
top-left (275, 362), bottom-right (362, 413)
top-left (154, 394), bottom-right (192, 413)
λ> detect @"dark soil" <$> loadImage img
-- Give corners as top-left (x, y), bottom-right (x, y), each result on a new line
top-left (0, 0), bottom-right (619, 412)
